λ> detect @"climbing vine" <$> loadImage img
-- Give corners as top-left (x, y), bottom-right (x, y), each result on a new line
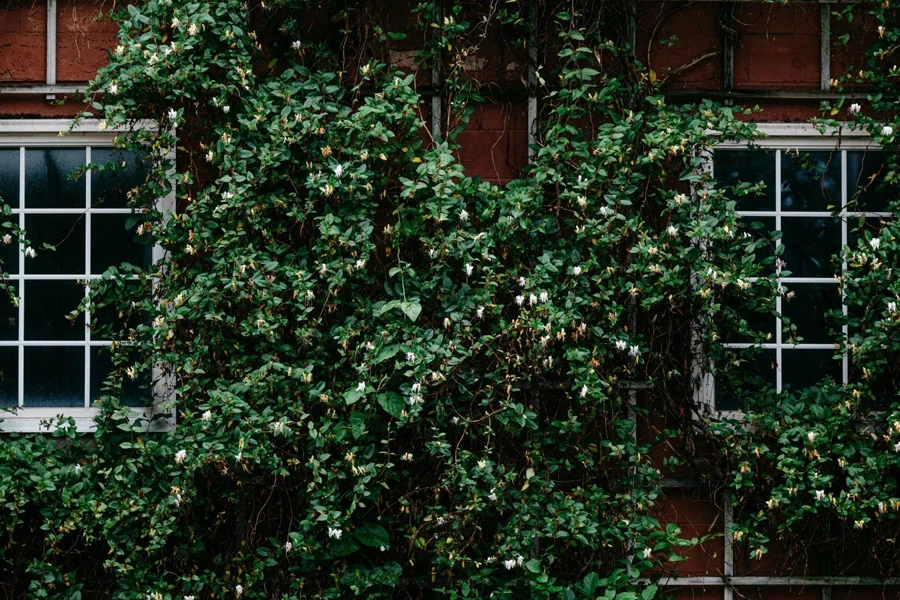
top-left (0, 0), bottom-right (898, 598)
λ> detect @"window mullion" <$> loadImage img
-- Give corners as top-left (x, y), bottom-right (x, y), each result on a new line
top-left (17, 147), bottom-right (24, 408)
top-left (841, 150), bottom-right (849, 387)
top-left (85, 147), bottom-right (92, 408)
top-left (775, 150), bottom-right (783, 394)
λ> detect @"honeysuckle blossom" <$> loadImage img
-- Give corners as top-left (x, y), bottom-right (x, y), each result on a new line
top-left (849, 103), bottom-right (862, 115)
top-left (411, 383), bottom-right (421, 393)
top-left (334, 164), bottom-right (343, 178)
top-left (515, 295), bottom-right (524, 306)
top-left (356, 382), bottom-right (366, 392)
top-left (168, 108), bottom-right (178, 120)
top-left (477, 459), bottom-right (487, 468)
top-left (2, 235), bottom-right (10, 245)
top-left (185, 596), bottom-right (195, 600)
top-left (576, 195), bottom-right (587, 207)
top-left (807, 431), bottom-right (816, 443)
top-left (503, 559), bottom-right (516, 570)
top-left (284, 541), bottom-right (293, 553)
top-left (459, 209), bottom-right (469, 222)
top-left (889, 301), bottom-right (897, 313)
top-left (175, 449), bottom-right (187, 465)
top-left (24, 246), bottom-right (36, 258)
top-left (443, 317), bottom-right (451, 328)
top-left (223, 105), bottom-right (231, 113)
top-left (109, 82), bottom-right (118, 95)
top-left (870, 237), bottom-right (881, 250)
top-left (539, 291), bottom-right (548, 303)
top-left (879, 25), bottom-right (886, 38)
top-left (894, 441), bottom-right (900, 453)
top-left (489, 491), bottom-right (498, 501)
top-left (667, 225), bottom-right (677, 236)
top-left (616, 340), bottom-right (627, 351)
top-left (580, 385), bottom-right (588, 398)
top-left (291, 40), bottom-right (302, 50)
top-left (629, 345), bottom-right (639, 357)
top-left (327, 527), bottom-right (342, 539)
top-left (815, 490), bottom-right (825, 500)
top-left (529, 294), bottom-right (537, 306)
top-left (406, 351), bottom-right (416, 362)
top-left (642, 547), bottom-right (652, 559)
top-left (674, 193), bottom-right (687, 205)
top-left (401, 452), bottom-right (413, 461)
top-left (355, 259), bottom-right (366, 269)
top-left (234, 585), bottom-right (243, 596)
top-left (573, 266), bottom-right (582, 275)
top-left (882, 126), bottom-right (893, 137)
top-left (465, 263), bottom-right (473, 276)
top-left (202, 410), bottom-right (212, 421)
top-left (519, 276), bottom-right (527, 287)
top-left (476, 306), bottom-right (484, 318)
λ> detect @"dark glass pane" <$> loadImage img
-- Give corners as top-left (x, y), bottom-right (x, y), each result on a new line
top-left (781, 150), bottom-right (841, 212)
top-left (715, 349), bottom-right (777, 411)
top-left (781, 217), bottom-right (841, 277)
top-left (91, 148), bottom-right (147, 209)
top-left (0, 234), bottom-right (18, 276)
top-left (739, 216), bottom-right (776, 268)
top-left (721, 291), bottom-right (776, 344)
top-left (0, 348), bottom-right (17, 407)
top-left (781, 349), bottom-right (842, 391)
top-left (0, 282), bottom-right (18, 341)
top-left (849, 359), bottom-right (898, 411)
top-left (0, 148), bottom-right (19, 209)
top-left (89, 280), bottom-right (146, 338)
top-left (24, 280), bottom-right (85, 341)
top-left (25, 148), bottom-right (86, 209)
top-left (714, 149), bottom-right (776, 211)
top-left (23, 346), bottom-right (84, 407)
top-left (848, 216), bottom-right (891, 249)
top-left (847, 151), bottom-right (889, 212)
top-left (91, 213), bottom-right (152, 274)
top-left (781, 283), bottom-right (842, 344)
top-left (90, 347), bottom-right (150, 407)
top-left (24, 214), bottom-right (85, 275)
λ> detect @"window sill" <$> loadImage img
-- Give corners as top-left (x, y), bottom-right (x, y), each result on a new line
top-left (0, 406), bottom-right (174, 433)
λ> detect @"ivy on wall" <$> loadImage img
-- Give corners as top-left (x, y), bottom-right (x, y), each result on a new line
top-left (0, 0), bottom-right (897, 598)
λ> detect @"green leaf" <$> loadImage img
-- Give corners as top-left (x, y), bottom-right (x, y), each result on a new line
top-left (399, 300), bottom-right (422, 322)
top-left (525, 558), bottom-right (541, 574)
top-left (355, 523), bottom-right (390, 549)
top-left (377, 392), bottom-right (405, 418)
top-left (641, 585), bottom-right (658, 600)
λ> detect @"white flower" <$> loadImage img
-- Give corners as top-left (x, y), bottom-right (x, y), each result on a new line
top-left (515, 295), bottom-right (524, 306)
top-left (529, 294), bottom-right (537, 306)
top-left (489, 491), bottom-right (497, 501)
top-left (223, 105), bottom-right (231, 114)
top-left (465, 263), bottom-right (473, 277)
top-left (642, 547), bottom-right (652, 559)
top-left (476, 306), bottom-right (484, 318)
top-left (319, 262), bottom-right (327, 275)
top-left (882, 125), bottom-right (893, 137)
top-left (355, 259), bottom-right (366, 270)
top-left (519, 277), bottom-right (527, 287)
top-left (167, 108), bottom-right (178, 120)
top-left (616, 340), bottom-right (627, 351)
top-left (284, 541), bottom-right (293, 553)
top-left (98, 120), bottom-right (108, 132)
top-left (202, 410), bottom-right (212, 421)
top-left (411, 383), bottom-right (421, 393)
top-left (24, 246), bottom-right (36, 258)
top-left (516, 555), bottom-right (524, 567)
top-left (74, 464), bottom-right (82, 473)
top-left (477, 459), bottom-right (487, 468)
top-left (114, 45), bottom-right (125, 55)
top-left (580, 385), bottom-right (588, 398)
top-left (849, 103), bottom-right (862, 115)
top-left (573, 266), bottom-right (582, 276)
top-left (889, 301), bottom-right (897, 313)
top-left (629, 345), bottom-right (639, 357)
top-left (807, 431), bottom-right (816, 443)
top-left (870, 237), bottom-right (881, 250)
top-left (674, 193), bottom-right (687, 205)
top-left (443, 317), bottom-right (451, 328)
top-left (576, 195), bottom-right (587, 207)
top-left (1, 235), bottom-right (10, 245)
top-left (109, 82), bottom-right (118, 95)
top-left (401, 452), bottom-right (413, 461)
top-left (667, 225), bottom-right (677, 236)
top-left (291, 40), bottom-right (302, 50)
top-left (879, 25), bottom-right (886, 38)
top-left (234, 585), bottom-right (243, 596)
top-left (459, 209), bottom-right (469, 222)
top-left (406, 351), bottom-right (416, 362)
top-left (815, 490), bottom-right (825, 500)
top-left (356, 382), bottom-right (366, 392)
top-left (174, 449), bottom-right (187, 465)
top-left (185, 597), bottom-right (195, 600)
top-left (428, 247), bottom-right (436, 259)
top-left (188, 23), bottom-right (199, 36)
top-left (600, 206), bottom-right (609, 216)
top-left (328, 527), bottom-right (343, 539)
top-left (503, 559), bottom-right (516, 570)
top-left (334, 164), bottom-right (343, 178)
top-left (539, 291), bottom-right (548, 303)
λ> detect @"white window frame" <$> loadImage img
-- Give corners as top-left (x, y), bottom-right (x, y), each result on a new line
top-left (0, 119), bottom-right (174, 432)
top-left (696, 122), bottom-right (883, 419)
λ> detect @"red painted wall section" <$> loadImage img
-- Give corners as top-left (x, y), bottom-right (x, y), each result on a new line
top-left (733, 4), bottom-right (822, 91)
top-left (56, 0), bottom-right (118, 83)
top-left (636, 2), bottom-right (722, 90)
top-left (0, 1), bottom-right (47, 83)
top-left (454, 101), bottom-right (528, 185)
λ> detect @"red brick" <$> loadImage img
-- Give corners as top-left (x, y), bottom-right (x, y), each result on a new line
top-left (454, 101), bottom-right (527, 184)
top-left (735, 586), bottom-right (821, 599)
top-left (0, 33), bottom-right (46, 83)
top-left (734, 5), bottom-right (821, 90)
top-left (0, 2), bottom-right (46, 34)
top-left (662, 590), bottom-right (721, 600)
top-left (834, 587), bottom-right (900, 600)
top-left (0, 94), bottom-right (87, 119)
top-left (57, 0), bottom-right (119, 34)
top-left (56, 32), bottom-right (116, 82)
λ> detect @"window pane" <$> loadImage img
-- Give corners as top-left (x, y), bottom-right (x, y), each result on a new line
top-left (781, 150), bottom-right (841, 212)
top-left (0, 348), bottom-right (17, 407)
top-left (90, 348), bottom-right (149, 407)
top-left (25, 148), bottom-right (86, 209)
top-left (720, 291), bottom-right (776, 344)
top-left (24, 280), bottom-right (85, 341)
top-left (91, 213), bottom-right (152, 274)
top-left (88, 280), bottom-right (144, 338)
top-left (91, 149), bottom-right (147, 209)
top-left (0, 148), bottom-right (19, 209)
top-left (715, 349), bottom-right (777, 411)
top-left (714, 149), bottom-right (776, 211)
top-left (781, 283), bottom-right (842, 344)
top-left (0, 282), bottom-right (18, 341)
top-left (24, 214), bottom-right (86, 275)
top-left (0, 236), bottom-right (18, 276)
top-left (847, 151), bottom-right (888, 213)
top-left (739, 216), bottom-right (776, 268)
top-left (781, 349), bottom-right (842, 391)
top-left (23, 346), bottom-right (84, 407)
top-left (781, 217), bottom-right (841, 277)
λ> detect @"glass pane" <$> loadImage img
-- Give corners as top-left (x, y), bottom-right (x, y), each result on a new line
top-left (781, 150), bottom-right (842, 212)
top-left (23, 346), bottom-right (84, 407)
top-left (0, 282), bottom-right (18, 341)
top-left (739, 216), bottom-right (776, 268)
top-left (721, 291), bottom-right (776, 344)
top-left (91, 213), bottom-right (152, 274)
top-left (715, 349), bottom-right (777, 411)
top-left (90, 347), bottom-right (149, 407)
top-left (781, 217), bottom-right (841, 277)
top-left (24, 214), bottom-right (86, 275)
top-left (781, 283), bottom-right (842, 344)
top-left (0, 148), bottom-right (19, 209)
top-left (0, 235), bottom-right (18, 276)
top-left (24, 280), bottom-right (85, 341)
top-left (847, 151), bottom-right (888, 212)
top-left (781, 349), bottom-right (842, 391)
top-left (89, 280), bottom-right (145, 338)
top-left (0, 348), bottom-right (17, 407)
top-left (714, 149), bottom-right (776, 212)
top-left (848, 216), bottom-right (891, 249)
top-left (91, 148), bottom-right (147, 209)
top-left (25, 148), bottom-right (86, 209)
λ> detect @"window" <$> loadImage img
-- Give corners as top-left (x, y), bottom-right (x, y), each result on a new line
top-left (0, 119), bottom-right (173, 432)
top-left (698, 124), bottom-right (890, 414)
